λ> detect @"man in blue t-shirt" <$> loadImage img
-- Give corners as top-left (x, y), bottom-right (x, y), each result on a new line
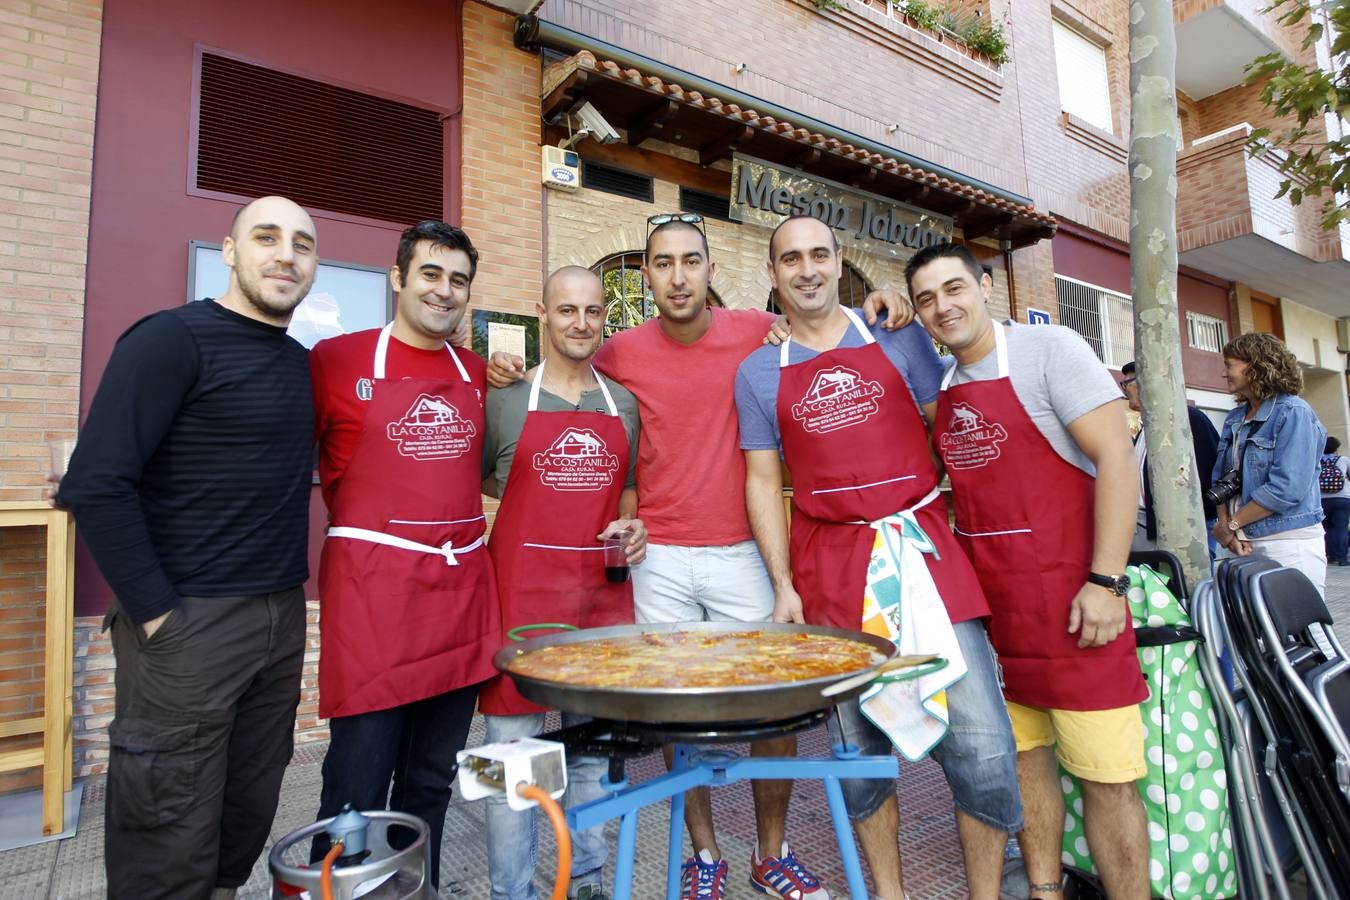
top-left (735, 215), bottom-right (1021, 900)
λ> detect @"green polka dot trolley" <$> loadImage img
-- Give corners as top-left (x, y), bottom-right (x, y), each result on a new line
top-left (1060, 564), bottom-right (1237, 898)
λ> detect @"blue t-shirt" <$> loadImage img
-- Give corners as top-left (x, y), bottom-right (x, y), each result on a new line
top-left (735, 319), bottom-right (944, 451)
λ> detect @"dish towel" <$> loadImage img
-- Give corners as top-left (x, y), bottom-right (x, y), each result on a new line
top-left (858, 498), bottom-right (968, 761)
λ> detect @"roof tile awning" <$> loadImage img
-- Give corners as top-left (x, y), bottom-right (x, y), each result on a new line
top-left (541, 51), bottom-right (1056, 248)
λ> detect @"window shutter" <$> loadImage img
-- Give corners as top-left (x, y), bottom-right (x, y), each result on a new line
top-left (1051, 21), bottom-right (1114, 134)
top-left (196, 53), bottom-right (444, 225)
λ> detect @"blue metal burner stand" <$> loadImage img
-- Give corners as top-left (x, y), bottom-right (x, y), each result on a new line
top-left (564, 741), bottom-right (897, 900)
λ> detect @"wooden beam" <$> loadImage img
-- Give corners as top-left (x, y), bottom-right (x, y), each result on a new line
top-left (792, 147), bottom-right (821, 168)
top-left (541, 70), bottom-right (590, 124)
top-left (959, 214), bottom-right (1011, 241)
top-left (626, 98), bottom-right (680, 145)
top-left (699, 124), bottom-right (755, 166)
top-left (0, 716), bottom-right (42, 739)
top-left (546, 125), bottom-right (732, 196)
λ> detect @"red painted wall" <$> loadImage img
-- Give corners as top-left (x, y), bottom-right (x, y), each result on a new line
top-left (1051, 225), bottom-right (1232, 392)
top-left (78, 0), bottom-right (465, 615)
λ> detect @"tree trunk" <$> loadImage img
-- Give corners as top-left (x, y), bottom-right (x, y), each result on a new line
top-left (1128, 0), bottom-right (1211, 591)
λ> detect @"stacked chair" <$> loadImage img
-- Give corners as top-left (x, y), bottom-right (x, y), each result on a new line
top-left (1192, 557), bottom-right (1350, 899)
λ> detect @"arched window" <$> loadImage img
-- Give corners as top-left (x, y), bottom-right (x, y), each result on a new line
top-left (839, 261), bottom-right (873, 308)
top-left (592, 252), bottom-right (721, 336)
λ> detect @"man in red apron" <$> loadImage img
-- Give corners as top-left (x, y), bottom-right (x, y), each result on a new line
top-left (908, 243), bottom-right (1150, 899)
top-left (308, 221), bottom-right (499, 887)
top-left (478, 266), bottom-right (645, 900)
top-left (488, 219), bottom-right (912, 900)
top-left (737, 215), bottom-right (1021, 900)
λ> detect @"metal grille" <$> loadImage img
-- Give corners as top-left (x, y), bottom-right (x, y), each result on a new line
top-left (679, 186), bottom-right (732, 222)
top-left (595, 252), bottom-right (652, 337)
top-left (1186, 311), bottom-right (1229, 353)
top-left (195, 53), bottom-right (443, 224)
top-left (1054, 275), bottom-right (1134, 367)
top-left (582, 161), bottom-right (654, 202)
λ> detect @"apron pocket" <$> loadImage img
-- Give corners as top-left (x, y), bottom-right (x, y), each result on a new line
top-left (107, 718), bottom-right (200, 829)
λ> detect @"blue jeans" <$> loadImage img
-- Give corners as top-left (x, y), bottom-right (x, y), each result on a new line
top-left (1324, 497), bottom-right (1350, 564)
top-left (484, 713), bottom-right (609, 900)
top-left (825, 618), bottom-right (1023, 833)
top-left (311, 684), bottom-right (480, 888)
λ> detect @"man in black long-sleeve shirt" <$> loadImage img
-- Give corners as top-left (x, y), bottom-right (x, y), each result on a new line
top-left (60, 195), bottom-right (319, 900)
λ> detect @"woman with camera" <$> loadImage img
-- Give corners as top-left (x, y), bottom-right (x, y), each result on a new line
top-left (1211, 332), bottom-right (1329, 596)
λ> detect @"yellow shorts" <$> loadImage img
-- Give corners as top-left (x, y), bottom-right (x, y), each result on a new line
top-left (1007, 700), bottom-right (1147, 784)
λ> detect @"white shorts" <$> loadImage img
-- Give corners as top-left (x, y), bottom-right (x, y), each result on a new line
top-left (632, 540), bottom-right (775, 624)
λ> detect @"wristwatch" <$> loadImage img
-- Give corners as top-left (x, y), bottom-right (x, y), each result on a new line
top-left (1227, 519), bottom-right (1242, 533)
top-left (1087, 571), bottom-right (1130, 596)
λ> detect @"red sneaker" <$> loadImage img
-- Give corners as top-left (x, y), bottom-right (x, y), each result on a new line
top-left (749, 841), bottom-right (830, 899)
top-left (681, 849), bottom-right (729, 900)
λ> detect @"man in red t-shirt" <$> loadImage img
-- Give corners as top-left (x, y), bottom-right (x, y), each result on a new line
top-left (489, 216), bottom-right (907, 900)
top-left (308, 221), bottom-right (498, 888)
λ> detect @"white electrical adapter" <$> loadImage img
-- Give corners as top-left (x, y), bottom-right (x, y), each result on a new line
top-left (456, 738), bottom-right (568, 811)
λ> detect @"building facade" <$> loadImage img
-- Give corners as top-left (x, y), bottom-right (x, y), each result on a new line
top-left (0, 0), bottom-right (1347, 789)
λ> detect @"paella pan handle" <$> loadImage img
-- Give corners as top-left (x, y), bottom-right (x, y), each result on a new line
top-left (820, 654), bottom-right (948, 699)
top-left (507, 623), bottom-right (579, 643)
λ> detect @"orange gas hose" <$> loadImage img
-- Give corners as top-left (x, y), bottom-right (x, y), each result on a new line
top-left (320, 840), bottom-right (344, 900)
top-left (517, 782), bottom-right (572, 900)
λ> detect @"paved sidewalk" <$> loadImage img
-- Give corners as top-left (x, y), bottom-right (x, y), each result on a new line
top-left (4, 563), bottom-right (1347, 900)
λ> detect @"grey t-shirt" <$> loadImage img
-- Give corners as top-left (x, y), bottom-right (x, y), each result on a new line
top-left (483, 371), bottom-right (640, 492)
top-left (945, 321), bottom-right (1121, 474)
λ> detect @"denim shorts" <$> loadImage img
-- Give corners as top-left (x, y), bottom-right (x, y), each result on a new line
top-left (825, 618), bottom-right (1023, 832)
top-left (631, 540), bottom-right (775, 624)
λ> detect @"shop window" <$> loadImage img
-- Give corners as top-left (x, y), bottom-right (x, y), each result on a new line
top-left (581, 161), bottom-right (654, 202)
top-left (1051, 20), bottom-right (1113, 133)
top-left (593, 252), bottom-right (722, 337)
top-left (194, 51), bottom-right (443, 224)
top-left (1055, 275), bottom-right (1133, 368)
top-left (1185, 311), bottom-right (1230, 353)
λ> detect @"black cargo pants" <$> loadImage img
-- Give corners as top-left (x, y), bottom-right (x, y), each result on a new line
top-left (103, 588), bottom-right (306, 900)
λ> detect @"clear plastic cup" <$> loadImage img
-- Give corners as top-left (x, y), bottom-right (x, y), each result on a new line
top-left (49, 438), bottom-right (77, 481)
top-left (603, 533), bottom-right (630, 584)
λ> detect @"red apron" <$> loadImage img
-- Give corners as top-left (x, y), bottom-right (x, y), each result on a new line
top-left (776, 308), bottom-right (988, 629)
top-left (318, 323), bottom-right (500, 719)
top-left (478, 362), bottom-right (634, 716)
top-left (933, 322), bottom-right (1146, 711)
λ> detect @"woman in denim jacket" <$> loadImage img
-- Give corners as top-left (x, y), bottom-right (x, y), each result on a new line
top-left (1212, 332), bottom-right (1329, 596)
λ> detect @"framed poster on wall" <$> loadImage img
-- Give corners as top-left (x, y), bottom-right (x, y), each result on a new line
top-left (187, 241), bottom-right (392, 349)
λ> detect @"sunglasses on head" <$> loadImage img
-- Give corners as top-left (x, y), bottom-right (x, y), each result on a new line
top-left (646, 213), bottom-right (706, 241)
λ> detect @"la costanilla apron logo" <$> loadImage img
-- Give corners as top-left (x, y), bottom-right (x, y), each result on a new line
top-left (532, 427), bottom-right (620, 492)
top-left (386, 393), bottom-right (476, 459)
top-left (791, 365), bottom-right (886, 434)
top-left (939, 402), bottom-right (1009, 469)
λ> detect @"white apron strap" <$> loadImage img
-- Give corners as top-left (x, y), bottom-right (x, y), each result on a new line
top-left (778, 306), bottom-right (876, 368)
top-left (373, 322), bottom-right (469, 383)
top-left (527, 358), bottom-right (618, 415)
top-left (327, 525), bottom-right (484, 567)
top-left (938, 320), bottom-right (1009, 390)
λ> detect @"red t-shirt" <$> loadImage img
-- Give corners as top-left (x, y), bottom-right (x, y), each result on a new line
top-left (310, 329), bottom-right (487, 511)
top-left (594, 308), bottom-right (775, 545)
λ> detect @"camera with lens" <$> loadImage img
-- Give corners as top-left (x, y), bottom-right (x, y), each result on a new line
top-left (1205, 468), bottom-right (1242, 509)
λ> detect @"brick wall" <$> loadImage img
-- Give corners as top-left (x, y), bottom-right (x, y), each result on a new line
top-left (532, 0), bottom-right (1135, 326)
top-left (460, 2), bottom-right (544, 318)
top-left (0, 0), bottom-right (102, 792)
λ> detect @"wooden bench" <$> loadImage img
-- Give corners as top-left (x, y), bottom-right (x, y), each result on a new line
top-left (0, 502), bottom-right (75, 836)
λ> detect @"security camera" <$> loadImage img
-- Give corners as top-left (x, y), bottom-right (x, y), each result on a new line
top-left (573, 101), bottom-right (620, 145)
